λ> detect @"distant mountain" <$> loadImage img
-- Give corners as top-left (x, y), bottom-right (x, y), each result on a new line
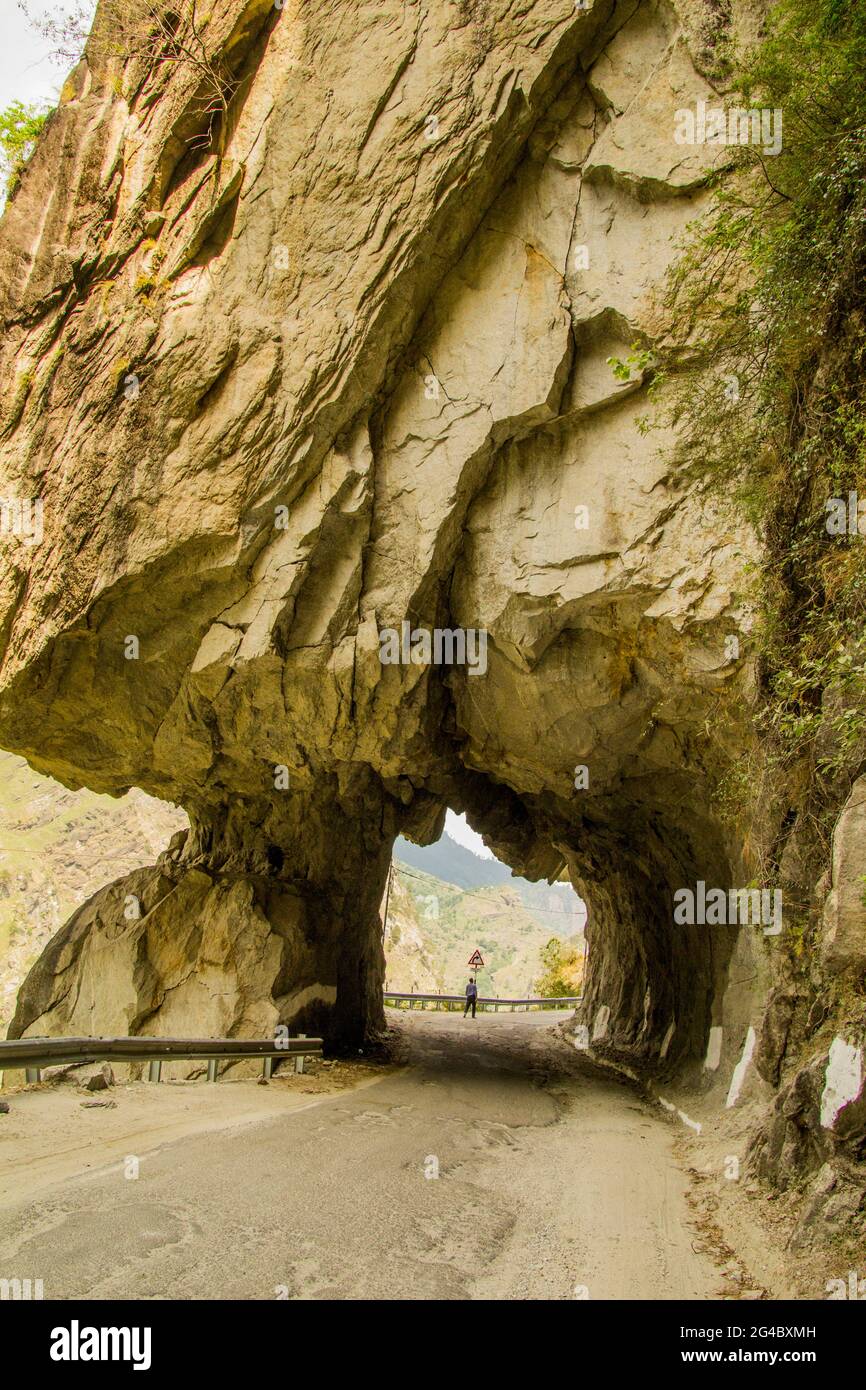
top-left (384, 859), bottom-right (585, 998)
top-left (514, 877), bottom-right (587, 939)
top-left (393, 831), bottom-right (586, 937)
top-left (394, 832), bottom-right (512, 889)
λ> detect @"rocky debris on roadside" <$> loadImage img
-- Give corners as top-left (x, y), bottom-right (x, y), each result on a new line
top-left (85, 1063), bottom-right (115, 1092)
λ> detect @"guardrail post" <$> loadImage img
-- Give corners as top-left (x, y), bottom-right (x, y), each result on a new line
top-left (262, 1056), bottom-right (273, 1080)
top-left (295, 1034), bottom-right (306, 1075)
top-left (0, 1036), bottom-right (325, 1082)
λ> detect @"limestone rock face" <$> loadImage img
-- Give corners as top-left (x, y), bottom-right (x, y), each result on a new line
top-left (1, 0), bottom-right (759, 1052)
top-left (821, 776), bottom-right (866, 975)
top-left (10, 835), bottom-right (345, 1047)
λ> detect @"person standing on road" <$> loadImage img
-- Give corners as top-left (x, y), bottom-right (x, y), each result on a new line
top-left (463, 977), bottom-right (478, 1019)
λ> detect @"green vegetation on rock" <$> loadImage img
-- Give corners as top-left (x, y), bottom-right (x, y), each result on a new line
top-left (532, 937), bottom-right (584, 998)
top-left (654, 0), bottom-right (866, 896)
top-left (0, 101), bottom-right (52, 198)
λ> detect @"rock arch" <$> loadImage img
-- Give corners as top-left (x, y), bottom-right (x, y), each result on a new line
top-left (1, 0), bottom-right (756, 1076)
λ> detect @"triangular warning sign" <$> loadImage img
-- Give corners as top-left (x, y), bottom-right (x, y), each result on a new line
top-left (468, 949), bottom-right (484, 968)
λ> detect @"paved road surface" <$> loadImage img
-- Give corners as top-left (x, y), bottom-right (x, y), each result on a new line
top-left (0, 1011), bottom-right (723, 1299)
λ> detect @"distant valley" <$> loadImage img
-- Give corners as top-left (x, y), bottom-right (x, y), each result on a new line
top-left (384, 832), bottom-right (586, 998)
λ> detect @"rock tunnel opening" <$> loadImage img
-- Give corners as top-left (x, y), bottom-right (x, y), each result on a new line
top-left (7, 752), bottom-right (741, 1083)
top-left (2, 0), bottom-right (752, 1095)
top-left (384, 774), bottom-right (742, 1083)
top-left (384, 808), bottom-right (588, 1000)
top-left (1, 0), bottom-right (864, 1292)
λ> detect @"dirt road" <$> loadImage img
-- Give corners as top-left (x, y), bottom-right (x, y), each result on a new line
top-left (0, 1011), bottom-right (734, 1299)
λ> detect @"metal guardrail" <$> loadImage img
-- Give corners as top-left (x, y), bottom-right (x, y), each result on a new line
top-left (383, 992), bottom-right (581, 1013)
top-left (0, 1035), bottom-right (323, 1084)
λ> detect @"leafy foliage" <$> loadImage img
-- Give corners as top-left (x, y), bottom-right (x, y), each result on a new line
top-left (533, 937), bottom-right (584, 998)
top-left (655, 0), bottom-right (866, 797)
top-left (0, 102), bottom-right (52, 197)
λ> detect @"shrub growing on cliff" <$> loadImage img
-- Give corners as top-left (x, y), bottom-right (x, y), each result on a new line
top-left (22, 0), bottom-right (239, 161)
top-left (662, 0), bottom-right (866, 810)
top-left (0, 102), bottom-right (52, 198)
top-left (17, 2), bottom-right (95, 65)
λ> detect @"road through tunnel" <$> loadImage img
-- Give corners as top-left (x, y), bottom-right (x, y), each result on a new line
top-left (2, 0), bottom-right (756, 1094)
top-left (395, 765), bottom-right (744, 1083)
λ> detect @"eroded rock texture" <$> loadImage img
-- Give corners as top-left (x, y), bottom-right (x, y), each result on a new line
top-left (0, 749), bottom-right (187, 1031)
top-left (1, 0), bottom-right (765, 1058)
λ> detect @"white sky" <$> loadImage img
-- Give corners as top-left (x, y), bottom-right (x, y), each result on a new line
top-left (0, 1), bottom-right (94, 110)
top-left (446, 808), bottom-right (586, 918)
top-left (445, 810), bottom-right (494, 859)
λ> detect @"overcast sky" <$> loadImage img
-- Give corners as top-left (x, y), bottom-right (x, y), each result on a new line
top-left (445, 811), bottom-right (494, 859)
top-left (1, 1), bottom-right (94, 111)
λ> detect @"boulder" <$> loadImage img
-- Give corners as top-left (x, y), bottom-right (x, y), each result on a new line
top-left (821, 776), bottom-right (866, 973)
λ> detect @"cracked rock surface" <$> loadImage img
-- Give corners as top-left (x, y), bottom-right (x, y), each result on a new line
top-left (2, 0), bottom-right (760, 1059)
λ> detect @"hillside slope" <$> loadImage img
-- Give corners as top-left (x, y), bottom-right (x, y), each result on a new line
top-left (394, 831), bottom-right (587, 937)
top-left (384, 856), bottom-right (584, 998)
top-left (0, 753), bottom-right (186, 1031)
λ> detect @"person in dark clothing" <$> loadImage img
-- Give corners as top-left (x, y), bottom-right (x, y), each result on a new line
top-left (463, 977), bottom-right (478, 1018)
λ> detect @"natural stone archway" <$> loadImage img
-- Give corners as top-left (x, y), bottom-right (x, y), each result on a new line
top-left (0, 0), bottom-right (761, 1061)
top-left (8, 784), bottom-right (405, 1049)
